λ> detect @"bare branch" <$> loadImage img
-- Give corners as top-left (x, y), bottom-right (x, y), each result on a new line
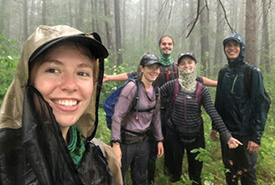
top-left (218, 0), bottom-right (236, 33)
top-left (186, 0), bottom-right (201, 38)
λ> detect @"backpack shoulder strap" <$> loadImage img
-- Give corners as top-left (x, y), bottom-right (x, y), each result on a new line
top-left (195, 82), bottom-right (203, 107)
top-left (244, 64), bottom-right (254, 96)
top-left (128, 79), bottom-right (140, 120)
top-left (173, 62), bottom-right (178, 78)
top-left (167, 79), bottom-right (180, 117)
top-left (218, 65), bottom-right (228, 87)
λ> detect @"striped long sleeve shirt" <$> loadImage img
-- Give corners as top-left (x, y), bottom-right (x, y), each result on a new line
top-left (160, 79), bottom-right (231, 142)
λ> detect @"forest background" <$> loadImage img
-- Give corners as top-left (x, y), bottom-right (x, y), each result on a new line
top-left (0, 0), bottom-right (274, 184)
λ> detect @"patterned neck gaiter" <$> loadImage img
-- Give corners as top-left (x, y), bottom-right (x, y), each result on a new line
top-left (159, 51), bottom-right (174, 66)
top-left (67, 125), bottom-right (85, 167)
top-left (178, 67), bottom-right (197, 92)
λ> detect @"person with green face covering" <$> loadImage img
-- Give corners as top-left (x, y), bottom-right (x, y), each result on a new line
top-left (104, 35), bottom-right (217, 184)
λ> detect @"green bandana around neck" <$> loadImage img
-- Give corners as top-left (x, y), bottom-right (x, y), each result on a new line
top-left (159, 50), bottom-right (174, 66)
top-left (178, 67), bottom-right (197, 92)
top-left (67, 125), bottom-right (85, 167)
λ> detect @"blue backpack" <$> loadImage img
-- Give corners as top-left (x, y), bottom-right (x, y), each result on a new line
top-left (103, 78), bottom-right (158, 130)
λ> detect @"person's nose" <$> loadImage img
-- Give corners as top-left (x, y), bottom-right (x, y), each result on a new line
top-left (60, 73), bottom-right (78, 92)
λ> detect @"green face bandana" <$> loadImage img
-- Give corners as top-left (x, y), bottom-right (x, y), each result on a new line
top-left (67, 125), bottom-right (85, 167)
top-left (159, 50), bottom-right (174, 66)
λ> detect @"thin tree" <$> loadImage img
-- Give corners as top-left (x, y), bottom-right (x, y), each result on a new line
top-left (188, 0), bottom-right (196, 52)
top-left (41, 0), bottom-right (46, 25)
top-left (213, 0), bottom-right (225, 73)
top-left (260, 0), bottom-right (270, 72)
top-left (114, 0), bottom-right (123, 66)
top-left (76, 0), bottom-right (85, 30)
top-left (23, 0), bottom-right (28, 40)
top-left (0, 0), bottom-right (7, 33)
top-left (245, 0), bottom-right (257, 65)
top-left (143, 0), bottom-right (148, 41)
top-left (199, 0), bottom-right (210, 76)
top-left (103, 0), bottom-right (114, 52)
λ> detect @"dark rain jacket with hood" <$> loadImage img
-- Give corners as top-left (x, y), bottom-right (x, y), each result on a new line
top-left (215, 33), bottom-right (266, 145)
top-left (0, 25), bottom-right (122, 185)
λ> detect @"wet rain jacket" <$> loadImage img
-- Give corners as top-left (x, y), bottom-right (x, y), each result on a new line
top-left (0, 25), bottom-right (121, 185)
top-left (215, 33), bottom-right (266, 145)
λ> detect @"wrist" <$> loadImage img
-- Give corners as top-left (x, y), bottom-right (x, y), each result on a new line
top-left (111, 140), bottom-right (120, 147)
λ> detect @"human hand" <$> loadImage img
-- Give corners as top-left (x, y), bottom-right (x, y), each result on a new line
top-left (103, 74), bottom-right (109, 83)
top-left (210, 129), bottom-right (219, 141)
top-left (227, 137), bottom-right (243, 149)
top-left (247, 141), bottom-right (259, 152)
top-left (112, 143), bottom-right (122, 167)
top-left (157, 142), bottom-right (164, 158)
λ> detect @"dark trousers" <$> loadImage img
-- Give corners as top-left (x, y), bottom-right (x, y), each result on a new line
top-left (121, 141), bottom-right (150, 185)
top-left (221, 135), bottom-right (258, 185)
top-left (165, 127), bottom-right (205, 184)
top-left (147, 109), bottom-right (168, 185)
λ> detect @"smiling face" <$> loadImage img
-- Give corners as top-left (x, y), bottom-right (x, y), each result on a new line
top-left (140, 64), bottom-right (160, 84)
top-left (178, 57), bottom-right (196, 71)
top-left (224, 40), bottom-right (241, 61)
top-left (30, 43), bottom-right (96, 138)
top-left (159, 36), bottom-right (174, 54)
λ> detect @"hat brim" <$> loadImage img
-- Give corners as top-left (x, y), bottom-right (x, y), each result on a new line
top-left (29, 34), bottom-right (108, 63)
top-left (178, 54), bottom-right (197, 64)
top-left (143, 60), bottom-right (162, 66)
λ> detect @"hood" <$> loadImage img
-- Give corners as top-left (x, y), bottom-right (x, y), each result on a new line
top-left (0, 25), bottom-right (107, 141)
top-left (223, 33), bottom-right (245, 67)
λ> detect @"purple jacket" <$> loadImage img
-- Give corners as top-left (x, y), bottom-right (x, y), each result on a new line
top-left (111, 81), bottom-right (163, 142)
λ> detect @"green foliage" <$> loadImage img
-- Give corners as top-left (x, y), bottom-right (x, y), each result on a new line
top-left (0, 56), bottom-right (18, 106)
top-left (0, 33), bottom-right (20, 106)
top-left (0, 33), bottom-right (19, 57)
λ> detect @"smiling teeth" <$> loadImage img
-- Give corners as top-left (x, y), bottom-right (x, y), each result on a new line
top-left (56, 100), bottom-right (77, 106)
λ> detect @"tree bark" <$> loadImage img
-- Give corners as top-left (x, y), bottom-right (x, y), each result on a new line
top-left (41, 0), bottom-right (46, 25)
top-left (0, 0), bottom-right (7, 33)
top-left (76, 0), bottom-right (85, 30)
top-left (213, 1), bottom-right (225, 73)
top-left (188, 0), bottom-right (195, 52)
top-left (245, 0), bottom-right (257, 65)
top-left (103, 0), bottom-right (114, 52)
top-left (143, 0), bottom-right (148, 41)
top-left (23, 0), bottom-right (28, 40)
top-left (260, 0), bottom-right (270, 72)
top-left (114, 0), bottom-right (123, 66)
top-left (199, 0), bottom-right (210, 76)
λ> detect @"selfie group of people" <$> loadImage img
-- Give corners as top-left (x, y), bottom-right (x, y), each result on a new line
top-left (0, 24), bottom-right (267, 185)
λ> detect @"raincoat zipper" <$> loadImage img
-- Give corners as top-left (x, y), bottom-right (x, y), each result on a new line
top-left (231, 75), bottom-right (238, 93)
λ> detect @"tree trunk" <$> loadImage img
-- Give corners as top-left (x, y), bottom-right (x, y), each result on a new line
top-left (68, 0), bottom-right (73, 26)
top-left (0, 0), bottom-right (7, 33)
top-left (103, 0), bottom-right (114, 52)
top-left (76, 0), bottom-right (85, 30)
top-left (41, 0), bottom-right (46, 25)
top-left (260, 0), bottom-right (270, 73)
top-left (188, 0), bottom-right (195, 52)
top-left (139, 0), bottom-right (143, 44)
top-left (213, 1), bottom-right (225, 73)
top-left (157, 0), bottom-right (164, 38)
top-left (23, 0), bottom-right (28, 40)
top-left (114, 0), bottom-right (123, 66)
top-left (245, 0), bottom-right (257, 65)
top-left (199, 0), bottom-right (210, 76)
top-left (143, 0), bottom-right (148, 41)
top-left (238, 0), bottom-right (245, 36)
top-left (122, 0), bottom-right (126, 46)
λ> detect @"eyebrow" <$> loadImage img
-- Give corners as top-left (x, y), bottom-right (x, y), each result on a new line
top-left (44, 60), bottom-right (93, 68)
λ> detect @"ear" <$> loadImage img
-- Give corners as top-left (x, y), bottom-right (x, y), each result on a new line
top-left (139, 65), bottom-right (144, 73)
